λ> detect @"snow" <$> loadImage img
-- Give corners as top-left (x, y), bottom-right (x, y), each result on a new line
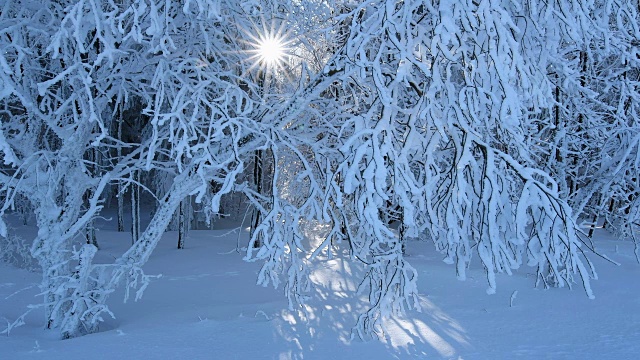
top-left (1, 220), bottom-right (639, 359)
top-left (2, 0), bottom-right (639, 358)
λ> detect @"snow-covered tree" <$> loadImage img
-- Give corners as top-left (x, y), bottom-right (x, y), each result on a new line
top-left (0, 0), bottom-right (130, 335)
top-left (1, 0), bottom-right (639, 341)
top-left (0, 0), bottom-right (257, 337)
top-left (540, 0), bottom-right (640, 252)
top-left (303, 0), bottom-right (634, 335)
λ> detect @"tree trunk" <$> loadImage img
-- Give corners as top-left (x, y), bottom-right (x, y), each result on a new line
top-left (84, 148), bottom-right (99, 248)
top-left (177, 198), bottom-right (189, 249)
top-left (131, 170), bottom-right (140, 244)
top-left (117, 185), bottom-right (125, 232)
top-left (250, 149), bottom-right (263, 248)
top-left (117, 110), bottom-right (125, 232)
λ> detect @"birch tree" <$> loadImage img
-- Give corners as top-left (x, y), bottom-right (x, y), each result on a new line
top-left (0, 0), bottom-right (253, 337)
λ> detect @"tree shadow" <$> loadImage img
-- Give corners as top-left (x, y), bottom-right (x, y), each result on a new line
top-left (271, 256), bottom-right (471, 359)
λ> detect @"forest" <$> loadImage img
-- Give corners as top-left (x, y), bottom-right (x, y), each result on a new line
top-left (0, 0), bottom-right (638, 343)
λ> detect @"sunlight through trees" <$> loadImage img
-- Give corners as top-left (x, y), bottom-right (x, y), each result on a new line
top-left (0, 0), bottom-right (638, 339)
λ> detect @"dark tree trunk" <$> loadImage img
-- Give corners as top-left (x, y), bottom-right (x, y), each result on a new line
top-left (84, 148), bottom-right (99, 248)
top-left (131, 170), bottom-right (140, 244)
top-left (177, 198), bottom-right (189, 249)
top-left (250, 149), bottom-right (263, 248)
top-left (117, 110), bottom-right (125, 232)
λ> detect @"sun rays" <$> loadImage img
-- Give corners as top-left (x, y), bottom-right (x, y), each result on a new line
top-left (244, 20), bottom-right (292, 75)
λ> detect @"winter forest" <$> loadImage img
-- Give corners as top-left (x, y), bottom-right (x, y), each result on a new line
top-left (1, 0), bottom-right (639, 356)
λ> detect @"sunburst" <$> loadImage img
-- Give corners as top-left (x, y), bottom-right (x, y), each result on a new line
top-left (256, 33), bottom-right (286, 68)
top-left (245, 20), bottom-right (291, 74)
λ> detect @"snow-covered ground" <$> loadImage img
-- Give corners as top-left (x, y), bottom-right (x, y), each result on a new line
top-left (1, 220), bottom-right (639, 359)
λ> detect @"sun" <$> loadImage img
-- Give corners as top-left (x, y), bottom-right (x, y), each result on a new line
top-left (256, 34), bottom-right (286, 68)
top-left (244, 20), bottom-right (291, 74)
